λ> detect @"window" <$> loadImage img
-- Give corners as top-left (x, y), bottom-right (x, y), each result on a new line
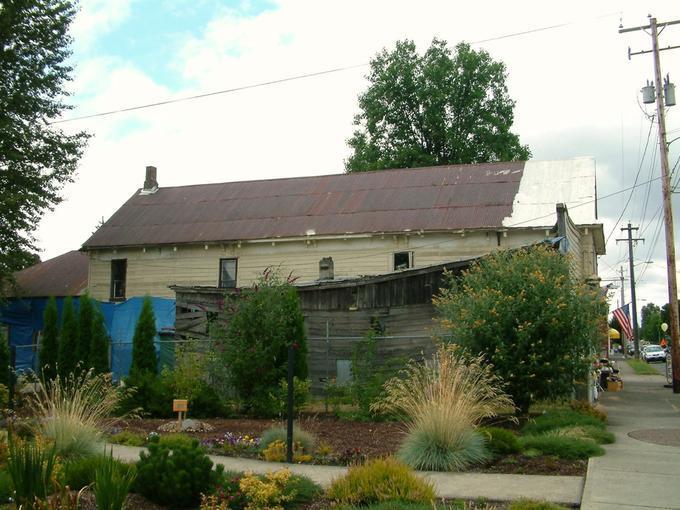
top-left (110, 259), bottom-right (127, 301)
top-left (393, 251), bottom-right (413, 270)
top-left (219, 258), bottom-right (238, 288)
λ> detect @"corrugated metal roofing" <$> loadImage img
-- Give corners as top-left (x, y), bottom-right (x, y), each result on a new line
top-left (12, 250), bottom-right (88, 297)
top-left (82, 162), bottom-right (527, 249)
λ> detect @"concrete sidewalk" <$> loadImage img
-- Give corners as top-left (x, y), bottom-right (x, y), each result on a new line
top-left (580, 357), bottom-right (680, 509)
top-left (109, 443), bottom-right (584, 506)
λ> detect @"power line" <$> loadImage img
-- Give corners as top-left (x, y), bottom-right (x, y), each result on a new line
top-left (49, 12), bottom-right (619, 125)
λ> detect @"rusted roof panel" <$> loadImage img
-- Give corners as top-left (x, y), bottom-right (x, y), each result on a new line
top-left (82, 162), bottom-right (526, 249)
top-left (11, 251), bottom-right (88, 297)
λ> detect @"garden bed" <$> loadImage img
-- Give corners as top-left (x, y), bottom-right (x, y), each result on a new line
top-left (113, 415), bottom-right (588, 476)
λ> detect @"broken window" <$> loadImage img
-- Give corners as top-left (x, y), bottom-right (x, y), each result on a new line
top-left (110, 259), bottom-right (127, 301)
top-left (393, 251), bottom-right (413, 270)
top-left (219, 258), bottom-right (238, 288)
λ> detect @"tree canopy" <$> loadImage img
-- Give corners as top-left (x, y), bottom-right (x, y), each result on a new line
top-left (434, 245), bottom-right (606, 416)
top-left (640, 303), bottom-right (663, 344)
top-left (346, 39), bottom-right (530, 172)
top-left (0, 0), bottom-right (88, 290)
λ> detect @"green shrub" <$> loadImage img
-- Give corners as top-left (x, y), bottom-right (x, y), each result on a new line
top-left (523, 409), bottom-right (605, 436)
top-left (550, 426), bottom-right (615, 445)
top-left (62, 454), bottom-right (135, 490)
top-left (0, 383), bottom-right (8, 410)
top-left (508, 500), bottom-right (570, 510)
top-left (215, 270), bottom-right (308, 416)
top-left (28, 370), bottom-right (131, 459)
top-left (519, 434), bottom-right (605, 460)
top-left (269, 376), bottom-right (311, 416)
top-left (399, 427), bottom-right (490, 471)
top-left (135, 435), bottom-right (224, 508)
top-left (109, 430), bottom-right (146, 447)
top-left (374, 346), bottom-right (512, 472)
top-left (187, 380), bottom-right (230, 418)
top-left (122, 371), bottom-right (174, 418)
top-left (94, 453), bottom-right (137, 510)
top-left (7, 435), bottom-right (57, 508)
top-left (260, 425), bottom-right (317, 454)
top-left (286, 473), bottom-right (323, 506)
top-left (158, 433), bottom-right (194, 450)
top-left (478, 427), bottom-right (521, 455)
top-left (129, 297), bottom-right (158, 378)
top-left (39, 296), bottom-right (59, 382)
top-left (569, 400), bottom-right (607, 422)
top-left (0, 469), bottom-right (13, 502)
top-left (326, 457), bottom-right (435, 506)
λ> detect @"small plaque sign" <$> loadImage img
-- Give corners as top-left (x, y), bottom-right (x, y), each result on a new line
top-left (173, 399), bottom-right (188, 412)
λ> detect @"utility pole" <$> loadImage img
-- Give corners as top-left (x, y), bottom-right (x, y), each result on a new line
top-left (617, 224), bottom-right (644, 359)
top-left (620, 17), bottom-right (680, 392)
top-left (620, 267), bottom-right (627, 358)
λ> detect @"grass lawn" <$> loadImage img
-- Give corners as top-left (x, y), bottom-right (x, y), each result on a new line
top-left (627, 359), bottom-right (662, 375)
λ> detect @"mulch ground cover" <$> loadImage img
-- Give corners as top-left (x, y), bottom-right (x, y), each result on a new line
top-left (117, 414), bottom-right (586, 476)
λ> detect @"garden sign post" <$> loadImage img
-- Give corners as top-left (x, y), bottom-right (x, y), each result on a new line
top-left (173, 399), bottom-right (188, 431)
top-left (286, 342), bottom-right (297, 463)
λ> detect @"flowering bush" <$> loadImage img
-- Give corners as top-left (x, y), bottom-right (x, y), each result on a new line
top-left (201, 432), bottom-right (261, 454)
top-left (201, 473), bottom-right (248, 510)
top-left (239, 469), bottom-right (294, 510)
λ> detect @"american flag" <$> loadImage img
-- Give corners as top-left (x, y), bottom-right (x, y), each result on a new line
top-left (613, 304), bottom-right (634, 340)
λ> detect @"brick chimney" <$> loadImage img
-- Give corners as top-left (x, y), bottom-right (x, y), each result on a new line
top-left (141, 165), bottom-right (158, 194)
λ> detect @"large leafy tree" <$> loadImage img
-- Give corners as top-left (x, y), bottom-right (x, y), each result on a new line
top-left (434, 245), bottom-right (606, 416)
top-left (0, 0), bottom-right (89, 290)
top-left (640, 303), bottom-right (663, 344)
top-left (346, 39), bottom-right (530, 172)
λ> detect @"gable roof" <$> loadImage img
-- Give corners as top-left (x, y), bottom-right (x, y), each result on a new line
top-left (11, 251), bottom-right (88, 298)
top-left (82, 158), bottom-right (598, 249)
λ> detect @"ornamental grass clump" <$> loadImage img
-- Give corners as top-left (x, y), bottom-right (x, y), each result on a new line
top-left (28, 369), bottom-right (133, 459)
top-left (372, 345), bottom-right (514, 471)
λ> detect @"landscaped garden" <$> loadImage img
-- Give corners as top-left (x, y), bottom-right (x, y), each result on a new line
top-left (0, 249), bottom-right (612, 508)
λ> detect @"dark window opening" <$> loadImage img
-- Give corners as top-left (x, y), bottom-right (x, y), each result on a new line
top-left (110, 259), bottom-right (127, 301)
top-left (394, 251), bottom-right (413, 270)
top-left (219, 258), bottom-right (238, 288)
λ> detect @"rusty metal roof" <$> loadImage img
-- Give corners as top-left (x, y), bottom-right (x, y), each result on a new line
top-left (12, 250), bottom-right (88, 297)
top-left (83, 162), bottom-right (528, 249)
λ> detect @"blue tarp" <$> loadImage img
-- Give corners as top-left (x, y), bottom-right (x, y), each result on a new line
top-left (0, 296), bottom-right (175, 380)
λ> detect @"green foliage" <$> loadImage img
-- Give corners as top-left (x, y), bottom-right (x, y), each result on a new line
top-left (108, 430), bottom-right (146, 447)
top-left (94, 453), bottom-right (137, 510)
top-left (0, 0), bottom-right (89, 289)
top-left (216, 270), bottom-right (308, 415)
top-left (0, 383), bottom-right (8, 410)
top-left (326, 457), bottom-right (435, 506)
top-left (57, 297), bottom-right (78, 378)
top-left (62, 454), bottom-right (135, 491)
top-left (40, 296), bottom-right (59, 381)
top-left (552, 425), bottom-right (615, 444)
top-left (159, 343), bottom-right (230, 418)
top-left (285, 473), bottom-right (323, 506)
top-left (29, 369), bottom-right (132, 460)
top-left (519, 434), bottom-right (604, 460)
top-left (0, 469), bottom-right (12, 502)
top-left (158, 433), bottom-right (194, 450)
top-left (76, 293), bottom-right (94, 369)
top-left (569, 400), bottom-right (607, 423)
top-left (640, 302), bottom-right (663, 343)
top-left (259, 425), bottom-right (317, 454)
top-left (478, 427), bottom-right (521, 455)
top-left (399, 427), bottom-right (490, 472)
top-left (90, 307), bottom-right (110, 374)
top-left (508, 501), bottom-right (569, 510)
top-left (346, 39), bottom-right (529, 173)
top-left (627, 359), bottom-right (661, 375)
top-left (435, 245), bottom-right (607, 416)
top-left (0, 329), bottom-right (9, 388)
top-left (129, 297), bottom-right (158, 377)
top-left (269, 376), bottom-right (311, 416)
top-left (7, 435), bottom-right (57, 508)
top-left (122, 371), bottom-right (173, 418)
top-left (135, 435), bottom-right (224, 508)
top-left (522, 409), bottom-right (605, 436)
top-left (350, 331), bottom-right (404, 419)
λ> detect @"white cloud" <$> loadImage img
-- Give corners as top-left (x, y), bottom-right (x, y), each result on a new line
top-left (70, 0), bottom-right (133, 50)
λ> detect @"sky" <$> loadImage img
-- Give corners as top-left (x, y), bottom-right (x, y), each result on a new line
top-left (35, 0), bottom-right (680, 320)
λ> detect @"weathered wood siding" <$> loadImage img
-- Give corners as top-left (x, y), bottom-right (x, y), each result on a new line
top-left (87, 229), bottom-right (550, 301)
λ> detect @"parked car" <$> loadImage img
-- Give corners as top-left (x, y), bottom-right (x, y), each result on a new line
top-left (642, 344), bottom-right (666, 363)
